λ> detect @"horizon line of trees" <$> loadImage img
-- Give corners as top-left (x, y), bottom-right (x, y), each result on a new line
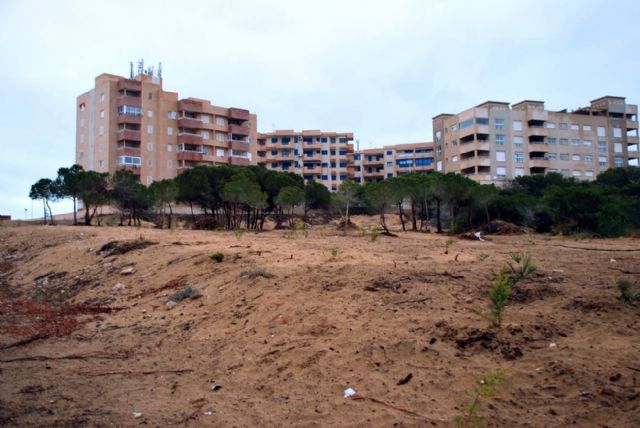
top-left (29, 164), bottom-right (640, 237)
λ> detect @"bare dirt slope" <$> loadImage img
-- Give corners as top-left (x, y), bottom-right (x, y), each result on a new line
top-left (0, 222), bottom-right (639, 427)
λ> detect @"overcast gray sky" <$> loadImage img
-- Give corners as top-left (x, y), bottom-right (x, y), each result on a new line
top-left (1, 0), bottom-right (639, 219)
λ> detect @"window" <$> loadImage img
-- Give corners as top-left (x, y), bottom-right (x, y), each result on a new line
top-left (512, 120), bottom-right (522, 131)
top-left (451, 124), bottom-right (458, 132)
top-left (583, 125), bottom-right (592, 132)
top-left (496, 151), bottom-right (506, 162)
top-left (547, 153), bottom-right (557, 160)
top-left (451, 140), bottom-right (458, 147)
top-left (79, 134), bottom-right (85, 144)
top-left (547, 137), bottom-right (557, 145)
top-left (435, 131), bottom-right (442, 141)
top-left (216, 117), bottom-right (225, 126)
top-left (513, 136), bottom-right (523, 147)
top-left (598, 141), bottom-right (607, 153)
top-left (515, 168), bottom-right (525, 177)
top-left (584, 140), bottom-right (592, 147)
top-left (460, 118), bottom-right (474, 129)
top-left (452, 155), bottom-right (459, 162)
top-left (201, 115), bottom-right (210, 124)
top-left (561, 169), bottom-right (570, 176)
top-left (585, 171), bottom-right (594, 178)
top-left (494, 118), bottom-right (505, 129)
top-left (148, 92), bottom-right (153, 100)
top-left (599, 157), bottom-right (607, 167)
top-left (100, 110), bottom-right (105, 119)
top-left (201, 131), bottom-right (210, 139)
top-left (99, 125), bottom-right (104, 135)
top-left (496, 134), bottom-right (505, 146)
top-left (147, 142), bottom-right (153, 151)
top-left (216, 133), bottom-right (225, 142)
top-left (546, 122), bottom-right (556, 129)
top-left (496, 167), bottom-right (507, 177)
top-left (167, 144), bottom-right (173, 152)
top-left (572, 154), bottom-right (580, 161)
top-left (560, 138), bottom-right (568, 146)
top-left (100, 93), bottom-right (105, 102)
top-left (571, 139), bottom-right (580, 146)
top-left (560, 153), bottom-right (570, 161)
top-left (386, 150), bottom-right (393, 155)
top-left (476, 117), bottom-right (489, 125)
top-left (597, 126), bottom-right (606, 137)
top-left (321, 175), bottom-right (329, 180)
top-left (515, 152), bottom-right (524, 163)
top-left (147, 159), bottom-right (152, 167)
top-left (146, 176), bottom-right (153, 185)
top-left (613, 128), bottom-right (622, 138)
top-left (320, 137), bottom-right (328, 143)
top-left (118, 105), bottom-right (142, 116)
top-left (572, 170), bottom-right (582, 177)
top-left (79, 103), bottom-right (85, 111)
top-left (584, 155), bottom-right (593, 163)
top-left (117, 156), bottom-right (141, 165)
top-left (615, 156), bottom-right (623, 167)
top-left (79, 151), bottom-right (84, 159)
top-left (216, 149), bottom-right (225, 157)
top-left (559, 123), bottom-right (568, 130)
top-left (80, 118), bottom-right (85, 127)
top-left (147, 125), bottom-right (153, 134)
top-left (167, 160), bottom-right (173, 168)
top-left (570, 123), bottom-right (579, 131)
top-left (614, 143), bottom-right (622, 153)
top-left (99, 160), bottom-right (104, 168)
top-left (396, 159), bottom-right (414, 167)
top-left (168, 111), bottom-right (177, 120)
top-left (167, 127), bottom-right (173, 136)
top-left (147, 110), bottom-right (153, 118)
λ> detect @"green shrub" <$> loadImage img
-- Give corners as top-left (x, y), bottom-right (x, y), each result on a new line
top-left (169, 285), bottom-right (201, 302)
top-left (506, 252), bottom-right (537, 285)
top-left (488, 272), bottom-right (511, 327)
top-left (618, 279), bottom-right (640, 303)
top-left (477, 253), bottom-right (489, 262)
top-left (240, 265), bottom-right (273, 279)
top-left (330, 248), bottom-right (338, 257)
top-left (210, 252), bottom-right (224, 263)
top-left (455, 369), bottom-right (507, 428)
top-left (233, 228), bottom-right (245, 241)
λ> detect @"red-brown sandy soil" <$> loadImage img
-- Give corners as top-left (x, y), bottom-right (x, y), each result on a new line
top-left (0, 220), bottom-right (639, 427)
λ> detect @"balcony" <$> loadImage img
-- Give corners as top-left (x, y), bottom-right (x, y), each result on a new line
top-left (228, 108), bottom-right (250, 121)
top-left (229, 156), bottom-right (251, 166)
top-left (628, 136), bottom-right (639, 144)
top-left (459, 157), bottom-right (478, 170)
top-left (178, 99), bottom-right (203, 113)
top-left (476, 155), bottom-right (491, 167)
top-left (117, 79), bottom-right (141, 92)
top-left (117, 95), bottom-right (141, 108)
top-left (526, 109), bottom-right (548, 122)
top-left (177, 133), bottom-right (203, 144)
top-left (230, 140), bottom-right (251, 151)
top-left (116, 147), bottom-right (141, 157)
top-left (302, 167), bottom-right (321, 175)
top-left (177, 151), bottom-right (204, 162)
top-left (229, 124), bottom-right (250, 136)
top-left (178, 117), bottom-right (202, 129)
top-left (627, 120), bottom-right (638, 130)
top-left (117, 129), bottom-right (141, 141)
top-left (116, 164), bottom-right (141, 175)
top-left (529, 157), bottom-right (550, 169)
top-left (117, 114), bottom-right (142, 125)
top-left (528, 127), bottom-right (548, 137)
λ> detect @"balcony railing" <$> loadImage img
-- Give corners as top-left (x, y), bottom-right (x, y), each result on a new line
top-left (178, 117), bottom-right (202, 128)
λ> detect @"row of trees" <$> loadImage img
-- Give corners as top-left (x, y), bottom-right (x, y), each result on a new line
top-left (30, 164), bottom-right (640, 237)
top-left (29, 164), bottom-right (330, 230)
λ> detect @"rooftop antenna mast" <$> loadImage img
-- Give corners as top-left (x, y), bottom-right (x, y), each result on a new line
top-left (137, 59), bottom-right (144, 76)
top-left (356, 139), bottom-right (360, 151)
top-left (129, 61), bottom-right (134, 79)
top-left (158, 62), bottom-right (162, 78)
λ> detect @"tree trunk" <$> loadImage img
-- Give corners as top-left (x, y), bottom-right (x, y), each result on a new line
top-left (485, 205), bottom-right (490, 225)
top-left (436, 199), bottom-right (442, 233)
top-left (189, 202), bottom-right (195, 224)
top-left (398, 203), bottom-right (406, 232)
top-left (410, 201), bottom-right (417, 231)
top-left (381, 210), bottom-right (389, 233)
top-left (168, 203), bottom-right (173, 229)
top-left (42, 200), bottom-right (47, 225)
top-left (344, 200), bottom-right (350, 235)
top-left (73, 196), bottom-right (77, 225)
top-left (84, 200), bottom-right (91, 225)
top-left (45, 200), bottom-right (54, 225)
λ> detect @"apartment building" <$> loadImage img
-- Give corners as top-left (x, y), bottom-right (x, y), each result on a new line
top-left (257, 130), bottom-right (354, 191)
top-left (432, 96), bottom-right (639, 185)
top-left (76, 68), bottom-right (257, 184)
top-left (350, 142), bottom-right (435, 184)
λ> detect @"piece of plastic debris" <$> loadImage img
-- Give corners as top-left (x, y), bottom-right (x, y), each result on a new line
top-left (549, 343), bottom-right (557, 348)
top-left (211, 383), bottom-right (222, 392)
top-left (610, 258), bottom-right (616, 263)
top-left (203, 411), bottom-right (213, 416)
top-left (120, 267), bottom-right (136, 275)
top-left (343, 387), bottom-right (356, 398)
top-left (474, 231), bottom-right (484, 241)
top-left (132, 412), bottom-right (143, 418)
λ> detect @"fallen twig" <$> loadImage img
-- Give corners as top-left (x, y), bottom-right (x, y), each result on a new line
top-left (77, 368), bottom-right (194, 377)
top-left (608, 267), bottom-right (640, 274)
top-left (442, 271), bottom-right (464, 279)
top-left (549, 244), bottom-right (640, 252)
top-left (350, 395), bottom-right (433, 420)
top-left (393, 297), bottom-right (431, 305)
top-left (627, 366), bottom-right (640, 373)
top-left (0, 332), bottom-right (53, 351)
top-left (0, 351), bottom-right (131, 363)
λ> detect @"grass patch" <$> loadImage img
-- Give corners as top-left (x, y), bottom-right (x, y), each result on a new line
top-left (210, 252), bottom-right (224, 263)
top-left (240, 265), bottom-right (274, 280)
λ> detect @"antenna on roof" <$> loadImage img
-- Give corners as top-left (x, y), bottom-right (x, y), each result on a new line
top-left (137, 59), bottom-right (144, 76)
top-left (158, 62), bottom-right (162, 78)
top-left (129, 61), bottom-right (134, 79)
top-left (356, 139), bottom-right (360, 151)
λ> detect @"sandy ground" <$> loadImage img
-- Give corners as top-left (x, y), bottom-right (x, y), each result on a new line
top-left (0, 219), bottom-right (639, 427)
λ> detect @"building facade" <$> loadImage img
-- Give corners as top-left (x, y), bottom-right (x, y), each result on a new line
top-left (432, 96), bottom-right (639, 185)
top-left (349, 142), bottom-right (435, 184)
top-left (76, 71), bottom-right (257, 185)
top-left (257, 130), bottom-right (354, 191)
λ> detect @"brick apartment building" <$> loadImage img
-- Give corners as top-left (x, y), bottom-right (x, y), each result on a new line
top-left (256, 130), bottom-right (354, 191)
top-left (76, 67), bottom-right (257, 185)
top-left (349, 142), bottom-right (434, 184)
top-left (432, 96), bottom-right (639, 185)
